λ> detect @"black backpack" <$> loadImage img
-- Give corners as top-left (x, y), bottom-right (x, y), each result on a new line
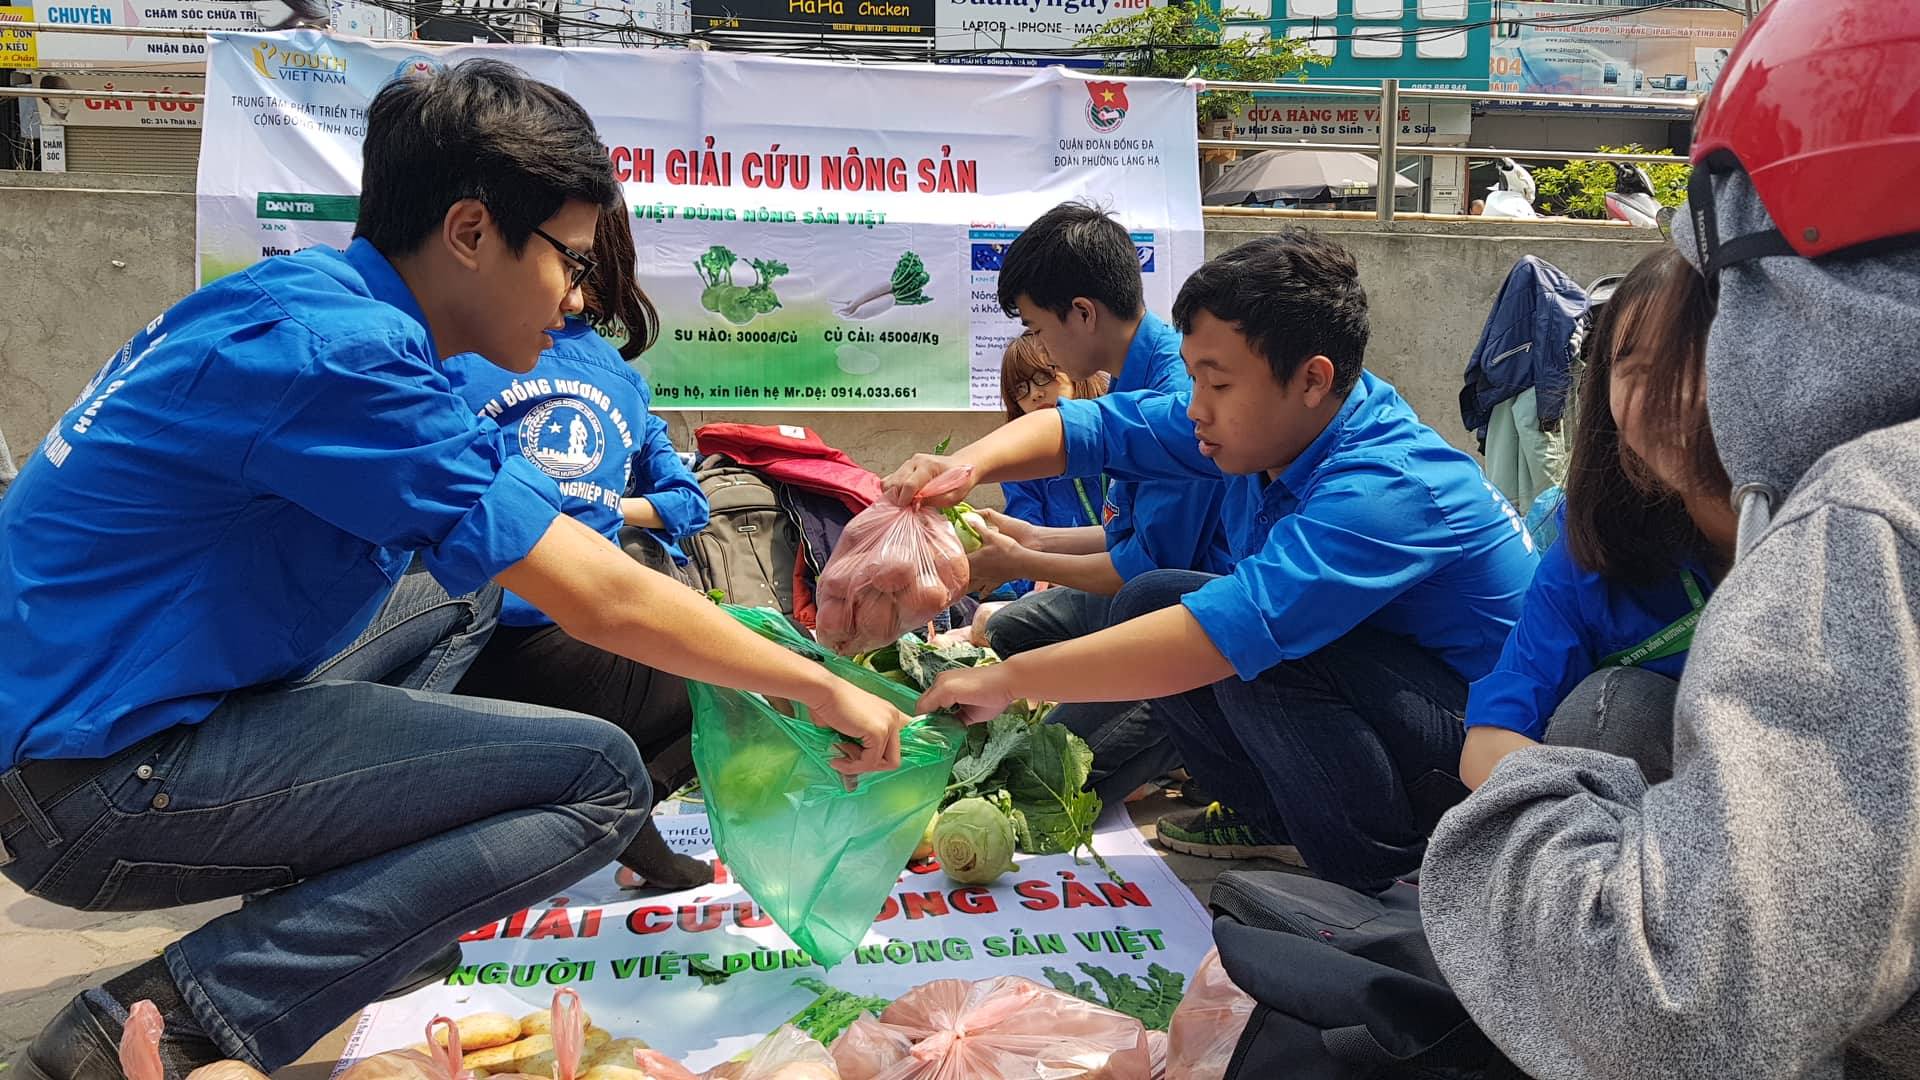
top-left (682, 456), bottom-right (799, 614)
top-left (1209, 870), bottom-right (1527, 1080)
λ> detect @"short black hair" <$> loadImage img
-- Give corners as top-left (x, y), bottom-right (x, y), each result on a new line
top-left (997, 201), bottom-right (1144, 321)
top-left (1172, 230), bottom-right (1369, 395)
top-left (355, 59), bottom-right (618, 258)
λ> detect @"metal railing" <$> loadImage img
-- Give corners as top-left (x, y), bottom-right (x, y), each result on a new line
top-left (1198, 76), bottom-right (1699, 221)
top-left (0, 26), bottom-right (1703, 220)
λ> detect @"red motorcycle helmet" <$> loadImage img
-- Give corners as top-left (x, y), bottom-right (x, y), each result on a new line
top-left (1688, 0), bottom-right (1920, 279)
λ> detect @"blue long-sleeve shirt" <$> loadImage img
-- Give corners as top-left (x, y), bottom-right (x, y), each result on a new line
top-left (999, 473), bottom-right (1108, 595)
top-left (0, 239), bottom-right (563, 768)
top-left (1059, 372), bottom-right (1539, 682)
top-left (1100, 313), bottom-right (1232, 579)
top-left (1465, 531), bottom-right (1713, 740)
top-left (445, 320), bottom-right (707, 625)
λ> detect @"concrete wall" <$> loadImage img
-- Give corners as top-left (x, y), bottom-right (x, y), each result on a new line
top-left (0, 173), bottom-right (1664, 492)
top-left (1203, 211), bottom-right (1665, 453)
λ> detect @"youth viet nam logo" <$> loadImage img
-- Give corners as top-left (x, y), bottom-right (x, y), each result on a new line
top-left (1085, 80), bottom-right (1129, 133)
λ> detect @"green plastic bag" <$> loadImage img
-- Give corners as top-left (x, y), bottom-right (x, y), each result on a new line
top-left (688, 605), bottom-right (963, 967)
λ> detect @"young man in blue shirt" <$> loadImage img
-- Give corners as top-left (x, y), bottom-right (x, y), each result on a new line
top-left (890, 230), bottom-right (1538, 893)
top-left (0, 61), bottom-right (908, 1076)
top-left (965, 202), bottom-right (1230, 803)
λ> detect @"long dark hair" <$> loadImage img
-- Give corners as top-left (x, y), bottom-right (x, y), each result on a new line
top-left (1562, 247), bottom-right (1729, 584)
top-left (583, 190), bottom-right (660, 361)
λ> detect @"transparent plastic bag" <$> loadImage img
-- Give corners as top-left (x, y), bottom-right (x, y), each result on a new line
top-left (632, 1024), bottom-right (840, 1079)
top-left (689, 605), bottom-right (964, 966)
top-left (814, 467), bottom-right (973, 655)
top-left (829, 977), bottom-right (1151, 1080)
top-left (338, 1016), bottom-right (468, 1080)
top-left (1162, 950), bottom-right (1255, 1080)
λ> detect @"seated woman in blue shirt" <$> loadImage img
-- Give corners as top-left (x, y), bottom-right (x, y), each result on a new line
top-left (1460, 247), bottom-right (1733, 789)
top-left (994, 333), bottom-right (1110, 596)
top-left (451, 194), bottom-right (713, 888)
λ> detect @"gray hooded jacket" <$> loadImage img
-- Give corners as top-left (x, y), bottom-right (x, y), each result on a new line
top-left (1421, 171), bottom-right (1920, 1078)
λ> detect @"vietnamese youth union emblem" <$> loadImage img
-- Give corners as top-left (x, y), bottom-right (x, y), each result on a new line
top-left (1086, 80), bottom-right (1130, 133)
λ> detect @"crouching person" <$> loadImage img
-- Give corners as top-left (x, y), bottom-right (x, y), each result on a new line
top-left (0, 60), bottom-right (908, 1076)
top-left (886, 230), bottom-right (1538, 893)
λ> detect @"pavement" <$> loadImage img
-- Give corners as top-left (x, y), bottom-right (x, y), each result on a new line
top-left (0, 790), bottom-right (1307, 1073)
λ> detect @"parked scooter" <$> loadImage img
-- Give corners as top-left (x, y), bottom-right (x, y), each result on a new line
top-left (1603, 162), bottom-right (1662, 228)
top-left (1482, 157), bottom-right (1539, 219)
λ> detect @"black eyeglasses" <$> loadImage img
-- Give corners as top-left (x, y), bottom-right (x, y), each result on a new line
top-left (532, 225), bottom-right (596, 291)
top-left (1021, 368), bottom-right (1060, 399)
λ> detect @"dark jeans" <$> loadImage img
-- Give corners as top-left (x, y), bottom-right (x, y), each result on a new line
top-left (985, 586), bottom-right (1184, 804)
top-left (457, 620), bottom-right (697, 799)
top-left (1117, 570), bottom-right (1471, 894)
top-left (1543, 666), bottom-right (1678, 784)
top-left (0, 568), bottom-right (650, 1069)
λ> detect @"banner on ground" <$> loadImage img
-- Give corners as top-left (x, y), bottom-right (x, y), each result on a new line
top-left (197, 32), bottom-right (1203, 410)
top-left (343, 811), bottom-right (1217, 1070)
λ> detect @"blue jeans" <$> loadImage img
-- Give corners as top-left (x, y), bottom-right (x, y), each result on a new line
top-left (0, 570), bottom-right (651, 1068)
top-left (1115, 571), bottom-right (1470, 893)
top-left (985, 587), bottom-right (1184, 804)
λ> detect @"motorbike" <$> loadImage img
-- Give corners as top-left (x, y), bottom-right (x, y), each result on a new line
top-left (1603, 162), bottom-right (1663, 229)
top-left (1482, 157), bottom-right (1540, 219)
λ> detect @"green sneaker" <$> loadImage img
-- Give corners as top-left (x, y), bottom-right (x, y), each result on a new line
top-left (1156, 802), bottom-right (1304, 866)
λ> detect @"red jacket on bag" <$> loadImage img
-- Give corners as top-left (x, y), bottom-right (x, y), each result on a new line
top-left (693, 423), bottom-right (881, 514)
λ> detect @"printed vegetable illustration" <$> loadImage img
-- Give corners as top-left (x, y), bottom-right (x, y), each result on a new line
top-left (932, 796), bottom-right (1019, 885)
top-left (695, 245), bottom-right (790, 326)
top-left (836, 251), bottom-right (935, 320)
top-left (1041, 963), bottom-right (1188, 1032)
top-left (786, 977), bottom-right (892, 1045)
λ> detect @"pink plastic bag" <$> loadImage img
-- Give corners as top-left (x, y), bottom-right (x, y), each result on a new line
top-left (1163, 950), bottom-right (1255, 1080)
top-left (829, 976), bottom-right (1151, 1080)
top-left (119, 1001), bottom-right (167, 1080)
top-left (814, 467), bottom-right (973, 655)
top-left (632, 1024), bottom-right (839, 1079)
top-left (120, 1000), bottom-right (269, 1080)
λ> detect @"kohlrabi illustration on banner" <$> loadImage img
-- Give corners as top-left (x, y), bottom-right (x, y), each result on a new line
top-left (197, 32), bottom-right (1203, 410)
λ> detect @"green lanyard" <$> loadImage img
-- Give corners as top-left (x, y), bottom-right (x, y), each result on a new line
top-left (1071, 475), bottom-right (1107, 528)
top-left (1599, 570), bottom-right (1708, 669)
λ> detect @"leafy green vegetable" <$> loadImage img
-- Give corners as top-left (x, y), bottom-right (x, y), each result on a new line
top-left (707, 588), bottom-right (728, 604)
top-left (932, 795), bottom-right (1018, 885)
top-left (890, 251), bottom-right (933, 306)
top-left (786, 976), bottom-right (892, 1045)
top-left (941, 502), bottom-right (985, 553)
top-left (1041, 963), bottom-right (1186, 1031)
top-left (947, 713), bottom-right (1031, 796)
top-left (932, 435), bottom-right (953, 455)
top-left (1000, 720), bottom-right (1101, 857)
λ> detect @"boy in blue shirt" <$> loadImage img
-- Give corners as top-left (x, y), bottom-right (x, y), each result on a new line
top-left (0, 61), bottom-right (908, 1076)
top-left (968, 202), bottom-right (1230, 624)
top-left (890, 230), bottom-right (1538, 893)
top-left (966, 202), bottom-right (1231, 803)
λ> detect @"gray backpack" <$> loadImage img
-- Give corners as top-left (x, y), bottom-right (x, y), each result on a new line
top-left (683, 455), bottom-right (798, 614)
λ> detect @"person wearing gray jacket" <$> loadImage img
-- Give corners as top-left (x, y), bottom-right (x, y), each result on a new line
top-left (1420, 2), bottom-right (1920, 1075)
